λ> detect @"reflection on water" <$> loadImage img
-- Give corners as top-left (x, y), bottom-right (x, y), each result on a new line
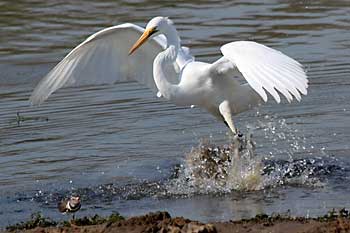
top-left (1, 0), bottom-right (350, 228)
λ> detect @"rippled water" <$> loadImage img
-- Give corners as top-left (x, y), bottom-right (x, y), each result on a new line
top-left (1, 0), bottom-right (350, 228)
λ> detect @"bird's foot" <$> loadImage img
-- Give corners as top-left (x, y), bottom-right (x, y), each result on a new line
top-left (230, 130), bottom-right (243, 140)
top-left (231, 130), bottom-right (248, 152)
top-left (69, 217), bottom-right (78, 227)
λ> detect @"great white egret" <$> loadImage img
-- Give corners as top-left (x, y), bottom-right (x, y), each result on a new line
top-left (30, 16), bottom-right (308, 134)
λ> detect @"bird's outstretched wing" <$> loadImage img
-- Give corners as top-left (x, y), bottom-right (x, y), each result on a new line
top-left (211, 41), bottom-right (308, 103)
top-left (30, 23), bottom-right (193, 105)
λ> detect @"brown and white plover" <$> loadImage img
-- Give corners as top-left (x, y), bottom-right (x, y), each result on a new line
top-left (58, 196), bottom-right (81, 219)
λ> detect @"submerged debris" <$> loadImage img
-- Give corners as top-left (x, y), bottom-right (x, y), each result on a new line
top-left (11, 111), bottom-right (49, 126)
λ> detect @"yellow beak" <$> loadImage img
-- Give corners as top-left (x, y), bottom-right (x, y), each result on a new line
top-left (129, 27), bottom-right (156, 55)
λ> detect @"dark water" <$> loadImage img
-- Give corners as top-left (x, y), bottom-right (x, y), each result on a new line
top-left (1, 0), bottom-right (350, 227)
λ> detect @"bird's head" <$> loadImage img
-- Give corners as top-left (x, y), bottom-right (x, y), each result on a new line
top-left (129, 16), bottom-right (173, 55)
top-left (70, 196), bottom-right (80, 206)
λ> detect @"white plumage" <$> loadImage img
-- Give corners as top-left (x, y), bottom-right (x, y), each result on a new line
top-left (220, 41), bottom-right (307, 103)
top-left (30, 16), bottom-right (308, 134)
top-left (30, 23), bottom-right (193, 105)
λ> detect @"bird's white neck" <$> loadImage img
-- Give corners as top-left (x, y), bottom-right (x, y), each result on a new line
top-left (153, 26), bottom-right (180, 100)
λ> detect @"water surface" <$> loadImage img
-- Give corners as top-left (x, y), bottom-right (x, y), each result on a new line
top-left (1, 0), bottom-right (350, 227)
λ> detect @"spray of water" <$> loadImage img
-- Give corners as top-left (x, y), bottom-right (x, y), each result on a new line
top-left (166, 133), bottom-right (264, 195)
top-left (166, 115), bottom-right (330, 195)
top-left (24, 115), bottom-right (342, 206)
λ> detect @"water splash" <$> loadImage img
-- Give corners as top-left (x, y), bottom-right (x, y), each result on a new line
top-left (165, 117), bottom-right (339, 195)
top-left (165, 144), bottom-right (332, 196)
top-left (166, 133), bottom-right (265, 194)
top-left (253, 114), bottom-right (313, 160)
top-left (12, 116), bottom-right (344, 208)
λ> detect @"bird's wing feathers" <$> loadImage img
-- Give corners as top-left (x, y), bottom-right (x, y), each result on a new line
top-left (30, 23), bottom-right (191, 105)
top-left (214, 41), bottom-right (308, 103)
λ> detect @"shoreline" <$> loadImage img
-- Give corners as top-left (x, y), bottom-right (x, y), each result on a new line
top-left (6, 209), bottom-right (350, 233)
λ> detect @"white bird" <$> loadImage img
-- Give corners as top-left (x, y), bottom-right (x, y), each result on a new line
top-left (30, 16), bottom-right (308, 134)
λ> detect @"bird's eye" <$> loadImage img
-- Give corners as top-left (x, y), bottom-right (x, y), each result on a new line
top-left (150, 28), bottom-right (158, 35)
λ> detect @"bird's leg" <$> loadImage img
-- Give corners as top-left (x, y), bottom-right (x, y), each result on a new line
top-left (219, 101), bottom-right (237, 135)
top-left (69, 214), bottom-right (76, 226)
top-left (219, 101), bottom-right (244, 159)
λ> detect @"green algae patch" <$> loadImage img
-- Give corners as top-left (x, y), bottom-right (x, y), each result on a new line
top-left (65, 212), bottom-right (125, 226)
top-left (316, 208), bottom-right (350, 222)
top-left (6, 212), bottom-right (124, 231)
top-left (6, 213), bottom-right (57, 232)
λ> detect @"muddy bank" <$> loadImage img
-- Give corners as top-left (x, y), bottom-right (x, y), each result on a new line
top-left (6, 210), bottom-right (350, 233)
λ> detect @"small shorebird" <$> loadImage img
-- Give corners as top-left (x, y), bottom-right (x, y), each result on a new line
top-left (58, 196), bottom-right (81, 220)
